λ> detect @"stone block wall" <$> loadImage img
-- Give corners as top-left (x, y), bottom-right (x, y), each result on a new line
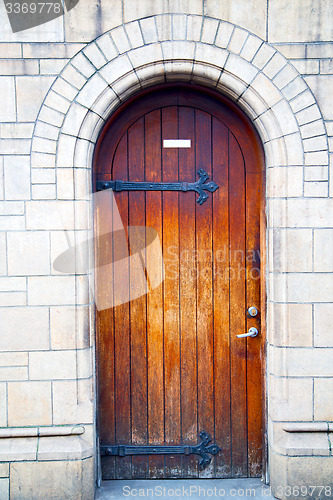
top-left (0, 0), bottom-right (332, 498)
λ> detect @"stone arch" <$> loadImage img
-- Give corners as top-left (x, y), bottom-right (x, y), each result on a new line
top-left (31, 14), bottom-right (329, 202)
top-left (27, 15), bottom-right (332, 489)
top-left (29, 14), bottom-right (331, 358)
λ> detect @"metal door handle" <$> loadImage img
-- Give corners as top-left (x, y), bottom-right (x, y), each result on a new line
top-left (237, 327), bottom-right (259, 338)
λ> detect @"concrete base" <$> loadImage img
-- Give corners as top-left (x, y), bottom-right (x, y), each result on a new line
top-left (0, 433), bottom-right (95, 500)
top-left (269, 450), bottom-right (333, 500)
top-left (96, 478), bottom-right (275, 499)
top-left (9, 457), bottom-right (94, 500)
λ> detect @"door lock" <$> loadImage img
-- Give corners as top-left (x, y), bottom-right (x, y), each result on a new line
top-left (247, 306), bottom-right (258, 317)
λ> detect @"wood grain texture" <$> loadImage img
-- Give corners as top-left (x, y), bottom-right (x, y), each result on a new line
top-left (195, 110), bottom-right (215, 479)
top-left (145, 110), bottom-right (165, 478)
top-left (95, 86), bottom-right (264, 480)
top-left (229, 133), bottom-right (247, 477)
top-left (128, 118), bottom-right (149, 478)
top-left (212, 118), bottom-right (231, 478)
top-left (162, 106), bottom-right (182, 478)
top-left (179, 106), bottom-right (198, 478)
top-left (246, 173), bottom-right (262, 477)
top-left (95, 189), bottom-right (116, 479)
top-left (113, 133), bottom-right (132, 479)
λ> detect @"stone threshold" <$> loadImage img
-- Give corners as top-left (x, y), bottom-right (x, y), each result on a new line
top-left (96, 478), bottom-right (275, 500)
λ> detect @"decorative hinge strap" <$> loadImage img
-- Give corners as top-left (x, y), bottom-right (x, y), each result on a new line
top-left (100, 431), bottom-right (220, 469)
top-left (96, 169), bottom-right (219, 205)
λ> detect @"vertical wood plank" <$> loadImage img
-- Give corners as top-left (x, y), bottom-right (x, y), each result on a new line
top-left (229, 133), bottom-right (248, 477)
top-left (246, 173), bottom-right (262, 476)
top-left (128, 117), bottom-right (149, 478)
top-left (145, 110), bottom-right (165, 478)
top-left (162, 106), bottom-right (181, 478)
top-left (178, 106), bottom-right (198, 478)
top-left (212, 118), bottom-right (232, 478)
top-left (111, 133), bottom-right (132, 479)
top-left (95, 187), bottom-right (116, 479)
top-left (195, 109), bottom-right (215, 478)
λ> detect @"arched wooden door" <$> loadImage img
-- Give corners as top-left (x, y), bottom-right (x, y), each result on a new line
top-left (94, 85), bottom-right (265, 480)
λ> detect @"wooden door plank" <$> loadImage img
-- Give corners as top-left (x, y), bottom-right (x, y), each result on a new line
top-left (229, 133), bottom-right (248, 477)
top-left (162, 106), bottom-right (181, 478)
top-left (95, 187), bottom-right (116, 479)
top-left (178, 106), bottom-right (198, 478)
top-left (111, 133), bottom-right (133, 479)
top-left (145, 109), bottom-right (165, 478)
top-left (246, 173), bottom-right (262, 476)
top-left (212, 118), bottom-right (232, 478)
top-left (128, 117), bottom-right (149, 478)
top-left (195, 109), bottom-right (215, 478)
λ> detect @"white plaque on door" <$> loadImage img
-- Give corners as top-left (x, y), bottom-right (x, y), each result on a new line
top-left (163, 139), bottom-right (191, 148)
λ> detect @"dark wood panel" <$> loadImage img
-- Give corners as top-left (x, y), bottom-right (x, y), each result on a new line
top-left (162, 106), bottom-right (182, 478)
top-left (195, 109), bottom-right (215, 478)
top-left (95, 188), bottom-right (116, 479)
top-left (112, 133), bottom-right (132, 479)
top-left (212, 118), bottom-right (231, 478)
top-left (145, 109), bottom-right (165, 478)
top-left (178, 106), bottom-right (198, 478)
top-left (246, 173), bottom-right (262, 476)
top-left (229, 133), bottom-right (248, 477)
top-left (128, 118), bottom-right (149, 478)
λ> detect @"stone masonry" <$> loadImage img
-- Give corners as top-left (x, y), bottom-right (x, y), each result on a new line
top-left (0, 1), bottom-right (332, 498)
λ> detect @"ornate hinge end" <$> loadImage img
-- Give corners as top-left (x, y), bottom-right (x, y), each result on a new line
top-left (193, 431), bottom-right (221, 469)
top-left (194, 170), bottom-right (219, 205)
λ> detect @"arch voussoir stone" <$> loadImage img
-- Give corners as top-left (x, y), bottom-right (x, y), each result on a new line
top-left (31, 13), bottom-right (329, 194)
